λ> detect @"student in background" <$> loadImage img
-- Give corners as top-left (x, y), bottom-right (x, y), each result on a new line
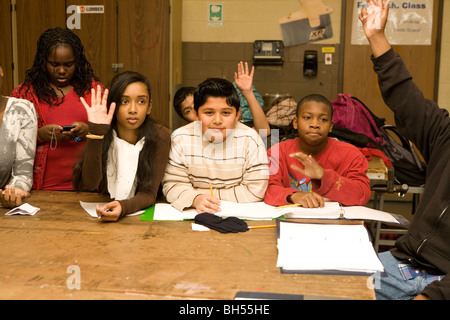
top-left (264, 94), bottom-right (370, 207)
top-left (11, 27), bottom-right (103, 191)
top-left (163, 77), bottom-right (269, 214)
top-left (173, 86), bottom-right (197, 123)
top-left (359, 0), bottom-right (449, 300)
top-left (0, 64), bottom-right (37, 208)
top-left (73, 71), bottom-right (171, 222)
top-left (173, 61), bottom-right (270, 136)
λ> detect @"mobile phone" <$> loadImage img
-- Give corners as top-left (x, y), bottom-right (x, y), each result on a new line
top-left (62, 125), bottom-right (75, 131)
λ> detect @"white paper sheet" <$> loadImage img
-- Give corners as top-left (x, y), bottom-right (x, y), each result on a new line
top-left (276, 222), bottom-right (384, 274)
top-left (153, 201), bottom-right (286, 221)
top-left (281, 201), bottom-right (342, 219)
top-left (153, 203), bottom-right (197, 221)
top-left (4, 203), bottom-right (40, 216)
top-left (341, 206), bottom-right (401, 224)
top-left (79, 201), bottom-right (143, 218)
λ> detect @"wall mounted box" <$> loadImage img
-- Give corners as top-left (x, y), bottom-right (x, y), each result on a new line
top-left (303, 50), bottom-right (318, 78)
top-left (253, 40), bottom-right (284, 66)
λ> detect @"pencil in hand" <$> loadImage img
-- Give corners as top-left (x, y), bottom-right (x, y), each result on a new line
top-left (276, 203), bottom-right (302, 209)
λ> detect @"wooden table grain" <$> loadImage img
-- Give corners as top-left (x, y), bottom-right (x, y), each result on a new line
top-left (0, 191), bottom-right (375, 300)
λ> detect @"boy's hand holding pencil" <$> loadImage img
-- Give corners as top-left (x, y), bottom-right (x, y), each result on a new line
top-left (192, 184), bottom-right (221, 214)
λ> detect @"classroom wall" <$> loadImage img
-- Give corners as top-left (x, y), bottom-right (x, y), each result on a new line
top-left (176, 0), bottom-right (343, 129)
top-left (179, 0), bottom-right (450, 120)
top-left (181, 0), bottom-right (342, 43)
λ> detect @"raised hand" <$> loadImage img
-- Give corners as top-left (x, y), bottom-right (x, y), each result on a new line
top-left (234, 61), bottom-right (254, 93)
top-left (359, 0), bottom-right (391, 38)
top-left (358, 0), bottom-right (392, 58)
top-left (80, 85), bottom-right (116, 125)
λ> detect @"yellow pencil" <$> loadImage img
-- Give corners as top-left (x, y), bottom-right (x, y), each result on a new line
top-left (249, 225), bottom-right (277, 229)
top-left (276, 203), bottom-right (302, 209)
top-left (210, 183), bottom-right (214, 196)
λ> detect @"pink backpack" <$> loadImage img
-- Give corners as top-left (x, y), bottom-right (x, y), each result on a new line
top-left (331, 94), bottom-right (385, 146)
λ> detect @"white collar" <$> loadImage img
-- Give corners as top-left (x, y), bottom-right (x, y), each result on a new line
top-left (107, 130), bottom-right (145, 200)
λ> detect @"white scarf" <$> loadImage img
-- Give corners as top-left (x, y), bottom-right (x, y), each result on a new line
top-left (107, 130), bottom-right (145, 200)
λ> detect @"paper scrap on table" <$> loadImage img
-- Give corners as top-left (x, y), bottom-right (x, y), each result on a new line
top-left (79, 201), bottom-right (143, 218)
top-left (5, 203), bottom-right (40, 216)
top-left (154, 203), bottom-right (197, 221)
top-left (192, 223), bottom-right (210, 232)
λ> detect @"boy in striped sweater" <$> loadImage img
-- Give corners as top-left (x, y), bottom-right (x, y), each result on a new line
top-left (162, 78), bottom-right (269, 213)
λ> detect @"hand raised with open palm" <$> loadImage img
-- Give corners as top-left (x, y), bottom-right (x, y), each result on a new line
top-left (234, 61), bottom-right (254, 93)
top-left (80, 85), bottom-right (116, 125)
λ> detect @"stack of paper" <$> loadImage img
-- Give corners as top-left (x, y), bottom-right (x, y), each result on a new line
top-left (276, 221), bottom-right (384, 275)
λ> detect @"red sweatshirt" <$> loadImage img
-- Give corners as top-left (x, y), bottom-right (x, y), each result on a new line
top-left (264, 137), bottom-right (370, 206)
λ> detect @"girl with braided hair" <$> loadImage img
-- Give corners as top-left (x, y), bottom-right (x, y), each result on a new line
top-left (11, 27), bottom-right (104, 190)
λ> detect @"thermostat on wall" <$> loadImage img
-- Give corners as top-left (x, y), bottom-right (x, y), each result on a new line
top-left (253, 40), bottom-right (284, 66)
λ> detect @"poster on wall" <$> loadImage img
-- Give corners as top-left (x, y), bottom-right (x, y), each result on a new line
top-left (351, 0), bottom-right (433, 45)
top-left (207, 3), bottom-right (224, 27)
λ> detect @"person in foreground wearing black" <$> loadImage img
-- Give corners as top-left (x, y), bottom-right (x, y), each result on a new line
top-left (359, 0), bottom-right (449, 300)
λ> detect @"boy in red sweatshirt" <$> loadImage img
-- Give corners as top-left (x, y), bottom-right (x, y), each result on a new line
top-left (264, 94), bottom-right (370, 207)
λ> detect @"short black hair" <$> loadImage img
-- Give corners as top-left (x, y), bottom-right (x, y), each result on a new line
top-left (173, 86), bottom-right (195, 118)
top-left (296, 94), bottom-right (333, 118)
top-left (194, 78), bottom-right (240, 112)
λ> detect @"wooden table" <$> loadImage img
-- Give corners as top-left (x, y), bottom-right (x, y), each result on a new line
top-left (0, 191), bottom-right (375, 300)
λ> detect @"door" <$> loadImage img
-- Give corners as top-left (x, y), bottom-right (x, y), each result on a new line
top-left (66, 0), bottom-right (118, 87)
top-left (0, 0), bottom-right (14, 95)
top-left (342, 0), bottom-right (441, 126)
top-left (68, 0), bottom-right (170, 126)
top-left (15, 0), bottom-right (66, 86)
top-left (117, 0), bottom-right (170, 126)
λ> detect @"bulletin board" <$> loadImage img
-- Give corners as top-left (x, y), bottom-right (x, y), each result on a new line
top-left (351, 0), bottom-right (433, 45)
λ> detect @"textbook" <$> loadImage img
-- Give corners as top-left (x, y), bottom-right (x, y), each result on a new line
top-left (281, 202), bottom-right (409, 226)
top-left (276, 220), bottom-right (384, 275)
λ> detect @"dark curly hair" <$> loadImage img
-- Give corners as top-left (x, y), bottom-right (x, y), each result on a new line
top-left (18, 27), bottom-right (98, 105)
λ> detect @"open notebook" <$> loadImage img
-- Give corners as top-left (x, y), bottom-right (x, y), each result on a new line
top-left (276, 220), bottom-right (384, 275)
top-left (151, 201), bottom-right (285, 221)
top-left (143, 201), bottom-right (409, 224)
top-left (281, 202), bottom-right (409, 225)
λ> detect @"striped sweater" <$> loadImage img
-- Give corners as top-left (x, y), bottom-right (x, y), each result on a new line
top-left (162, 121), bottom-right (269, 211)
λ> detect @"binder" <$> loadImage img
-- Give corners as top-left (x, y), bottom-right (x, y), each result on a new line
top-left (276, 220), bottom-right (384, 275)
